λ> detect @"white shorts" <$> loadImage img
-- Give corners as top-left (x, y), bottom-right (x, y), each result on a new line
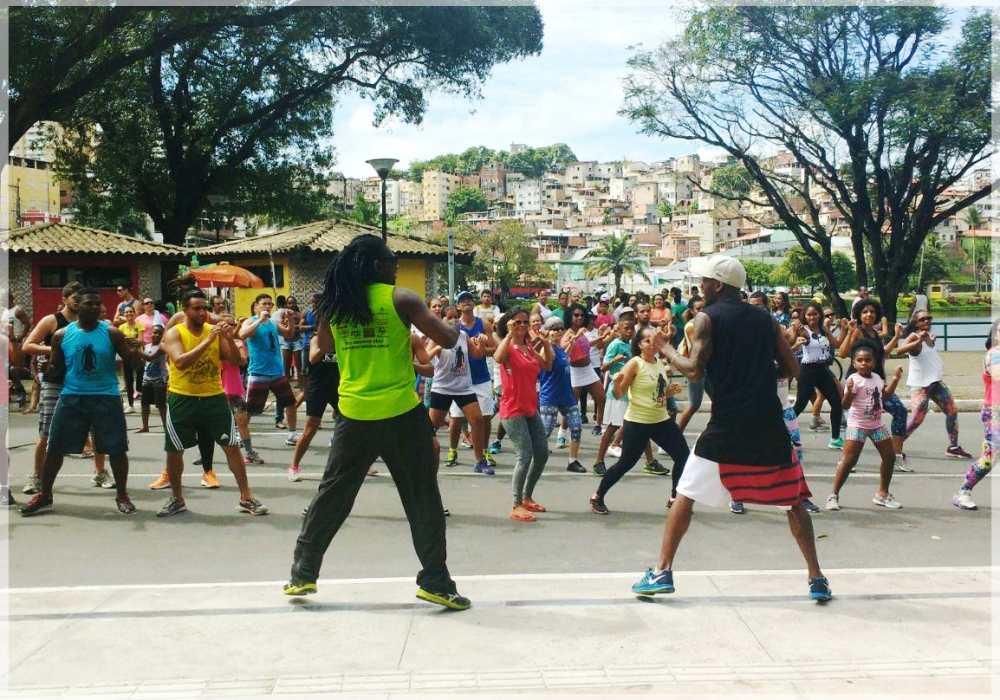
top-left (449, 380), bottom-right (494, 418)
top-left (570, 364), bottom-right (599, 389)
top-left (604, 396), bottom-right (628, 427)
top-left (677, 454), bottom-right (791, 511)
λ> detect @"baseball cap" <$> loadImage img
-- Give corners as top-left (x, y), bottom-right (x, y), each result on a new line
top-left (455, 290), bottom-right (475, 303)
top-left (617, 306), bottom-right (635, 316)
top-left (690, 255), bottom-right (746, 288)
top-left (600, 293), bottom-right (611, 302)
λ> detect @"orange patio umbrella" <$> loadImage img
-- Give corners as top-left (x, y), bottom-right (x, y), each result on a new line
top-left (188, 263), bottom-right (264, 289)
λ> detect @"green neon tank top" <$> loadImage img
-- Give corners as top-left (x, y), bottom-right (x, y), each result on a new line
top-left (332, 283), bottom-right (418, 420)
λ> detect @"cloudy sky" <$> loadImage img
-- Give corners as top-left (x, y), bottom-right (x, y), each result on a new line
top-left (328, 0), bottom-right (976, 179)
top-left (329, 2), bottom-right (691, 177)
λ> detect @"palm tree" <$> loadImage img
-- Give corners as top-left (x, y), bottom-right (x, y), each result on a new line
top-left (964, 205), bottom-right (983, 231)
top-left (585, 234), bottom-right (651, 293)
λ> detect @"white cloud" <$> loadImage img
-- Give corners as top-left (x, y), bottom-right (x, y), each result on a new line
top-left (329, 5), bottom-right (697, 177)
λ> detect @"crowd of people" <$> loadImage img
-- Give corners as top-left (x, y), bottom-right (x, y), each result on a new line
top-left (3, 239), bottom-right (992, 611)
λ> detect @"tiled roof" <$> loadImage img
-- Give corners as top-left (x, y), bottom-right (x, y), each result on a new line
top-left (194, 219), bottom-right (474, 262)
top-left (2, 222), bottom-right (189, 257)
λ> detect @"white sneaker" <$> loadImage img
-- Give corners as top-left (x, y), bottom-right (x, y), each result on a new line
top-left (287, 465), bottom-right (302, 482)
top-left (657, 446), bottom-right (666, 456)
top-left (607, 445), bottom-right (622, 458)
top-left (824, 494), bottom-right (841, 511)
top-left (123, 406), bottom-right (135, 414)
top-left (873, 492), bottom-right (902, 509)
top-left (894, 454), bottom-right (913, 473)
top-left (952, 490), bottom-right (977, 510)
top-left (91, 471), bottom-right (115, 489)
top-left (285, 432), bottom-right (299, 446)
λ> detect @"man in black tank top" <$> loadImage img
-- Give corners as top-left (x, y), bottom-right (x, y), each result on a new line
top-left (631, 255), bottom-right (831, 602)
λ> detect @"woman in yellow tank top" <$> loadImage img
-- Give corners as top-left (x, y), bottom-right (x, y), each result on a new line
top-left (590, 325), bottom-right (690, 515)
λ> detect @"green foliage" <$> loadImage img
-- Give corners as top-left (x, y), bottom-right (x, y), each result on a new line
top-left (30, 6), bottom-right (544, 245)
top-left (584, 235), bottom-right (651, 293)
top-left (775, 250), bottom-right (857, 292)
top-left (407, 143), bottom-right (577, 182)
top-left (711, 164), bottom-right (752, 196)
top-left (351, 194), bottom-right (380, 228)
top-left (434, 221), bottom-right (551, 298)
top-left (444, 186), bottom-right (488, 225)
top-left (656, 201), bottom-right (674, 220)
top-left (740, 260), bottom-right (776, 290)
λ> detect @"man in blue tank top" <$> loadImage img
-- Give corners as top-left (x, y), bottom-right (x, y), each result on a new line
top-left (21, 288), bottom-right (144, 517)
top-left (445, 291), bottom-right (497, 470)
top-left (631, 256), bottom-right (832, 603)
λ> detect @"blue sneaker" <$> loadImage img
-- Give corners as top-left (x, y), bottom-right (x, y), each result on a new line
top-left (473, 460), bottom-right (495, 476)
top-left (809, 576), bottom-right (832, 601)
top-left (632, 568), bottom-right (674, 595)
top-left (488, 440), bottom-right (502, 454)
top-left (555, 436), bottom-right (567, 449)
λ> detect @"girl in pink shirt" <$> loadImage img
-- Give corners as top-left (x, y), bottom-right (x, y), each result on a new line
top-left (825, 339), bottom-right (904, 512)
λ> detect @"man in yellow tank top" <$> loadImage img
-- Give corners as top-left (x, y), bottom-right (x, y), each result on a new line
top-left (285, 235), bottom-right (471, 611)
top-left (157, 289), bottom-right (268, 518)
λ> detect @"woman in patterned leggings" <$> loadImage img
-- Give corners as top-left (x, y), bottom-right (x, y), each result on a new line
top-left (953, 319), bottom-right (1000, 510)
top-left (897, 311), bottom-right (972, 459)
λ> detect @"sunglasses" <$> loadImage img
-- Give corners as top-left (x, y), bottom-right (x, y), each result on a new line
top-left (823, 313), bottom-right (833, 318)
top-left (918, 316), bottom-right (933, 322)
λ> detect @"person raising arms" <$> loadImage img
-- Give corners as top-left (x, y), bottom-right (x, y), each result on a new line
top-left (285, 235), bottom-right (470, 611)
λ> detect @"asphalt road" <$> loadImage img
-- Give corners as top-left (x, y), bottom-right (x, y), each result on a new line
top-left (5, 403), bottom-right (991, 590)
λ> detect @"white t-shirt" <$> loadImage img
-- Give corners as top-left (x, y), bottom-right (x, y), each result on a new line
top-left (431, 330), bottom-right (473, 395)
top-left (473, 304), bottom-right (497, 323)
top-left (800, 331), bottom-right (831, 365)
top-left (906, 340), bottom-right (944, 388)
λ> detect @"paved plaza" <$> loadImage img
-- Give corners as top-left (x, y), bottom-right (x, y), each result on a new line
top-left (2, 351), bottom-right (997, 697)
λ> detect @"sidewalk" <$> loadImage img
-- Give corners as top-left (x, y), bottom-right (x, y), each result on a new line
top-left (6, 566), bottom-right (996, 697)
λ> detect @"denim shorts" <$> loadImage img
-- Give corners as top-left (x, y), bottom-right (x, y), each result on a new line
top-left (47, 394), bottom-right (128, 456)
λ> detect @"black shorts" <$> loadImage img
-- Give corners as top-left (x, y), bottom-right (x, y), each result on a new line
top-left (428, 391), bottom-right (477, 412)
top-left (304, 382), bottom-right (339, 418)
top-left (141, 382), bottom-right (167, 408)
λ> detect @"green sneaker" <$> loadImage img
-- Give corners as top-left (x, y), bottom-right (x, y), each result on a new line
top-left (416, 588), bottom-right (471, 611)
top-left (283, 581), bottom-right (317, 596)
top-left (485, 454), bottom-right (497, 468)
top-left (444, 449), bottom-right (458, 467)
top-left (642, 459), bottom-right (669, 476)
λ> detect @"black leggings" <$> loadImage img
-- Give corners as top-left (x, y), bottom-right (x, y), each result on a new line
top-left (122, 358), bottom-right (143, 407)
top-left (793, 363), bottom-right (842, 439)
top-left (597, 418), bottom-right (690, 498)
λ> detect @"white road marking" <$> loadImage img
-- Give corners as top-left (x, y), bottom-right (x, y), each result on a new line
top-left (6, 565), bottom-right (995, 594)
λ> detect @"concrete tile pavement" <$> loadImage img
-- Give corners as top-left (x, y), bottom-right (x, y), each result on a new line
top-left (5, 567), bottom-right (996, 697)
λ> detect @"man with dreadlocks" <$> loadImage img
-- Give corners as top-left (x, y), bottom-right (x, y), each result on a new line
top-left (285, 234), bottom-right (471, 610)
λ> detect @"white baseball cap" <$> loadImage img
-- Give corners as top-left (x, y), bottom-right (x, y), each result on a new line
top-left (600, 293), bottom-right (611, 302)
top-left (691, 255), bottom-right (746, 289)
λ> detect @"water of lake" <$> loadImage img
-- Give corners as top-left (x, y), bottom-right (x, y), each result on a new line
top-left (930, 315), bottom-right (994, 352)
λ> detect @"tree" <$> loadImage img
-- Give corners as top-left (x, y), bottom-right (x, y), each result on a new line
top-left (775, 249), bottom-right (857, 293)
top-left (445, 186), bottom-right (488, 225)
top-left (740, 260), bottom-right (776, 290)
top-left (350, 195), bottom-right (380, 228)
top-left (449, 221), bottom-right (550, 299)
top-left (39, 6), bottom-right (544, 245)
top-left (964, 205), bottom-right (984, 231)
top-left (585, 235), bottom-right (651, 293)
top-left (622, 6), bottom-right (992, 322)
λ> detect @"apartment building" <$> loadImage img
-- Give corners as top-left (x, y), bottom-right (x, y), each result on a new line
top-left (2, 123), bottom-right (63, 231)
top-left (690, 212), bottom-right (741, 253)
top-left (610, 177), bottom-right (637, 202)
top-left (565, 161), bottom-right (596, 185)
top-left (632, 183), bottom-right (659, 220)
top-left (511, 179), bottom-right (544, 216)
top-left (421, 169), bottom-right (462, 222)
top-left (398, 180), bottom-right (423, 220)
top-left (480, 163), bottom-right (507, 201)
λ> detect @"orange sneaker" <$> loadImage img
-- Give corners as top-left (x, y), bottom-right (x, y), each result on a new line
top-left (200, 470), bottom-right (220, 489)
top-left (522, 497), bottom-right (546, 513)
top-left (149, 470), bottom-right (171, 490)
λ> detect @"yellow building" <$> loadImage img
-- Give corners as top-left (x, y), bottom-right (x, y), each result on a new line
top-left (1, 157), bottom-right (61, 231)
top-left (421, 170), bottom-right (462, 222)
top-left (195, 219), bottom-right (472, 314)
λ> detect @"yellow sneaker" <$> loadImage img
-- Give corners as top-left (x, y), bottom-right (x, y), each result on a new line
top-left (200, 470), bottom-right (220, 489)
top-left (149, 470), bottom-right (171, 490)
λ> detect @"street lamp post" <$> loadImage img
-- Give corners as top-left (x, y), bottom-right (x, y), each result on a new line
top-left (206, 194), bottom-right (228, 244)
top-left (366, 158), bottom-right (398, 242)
